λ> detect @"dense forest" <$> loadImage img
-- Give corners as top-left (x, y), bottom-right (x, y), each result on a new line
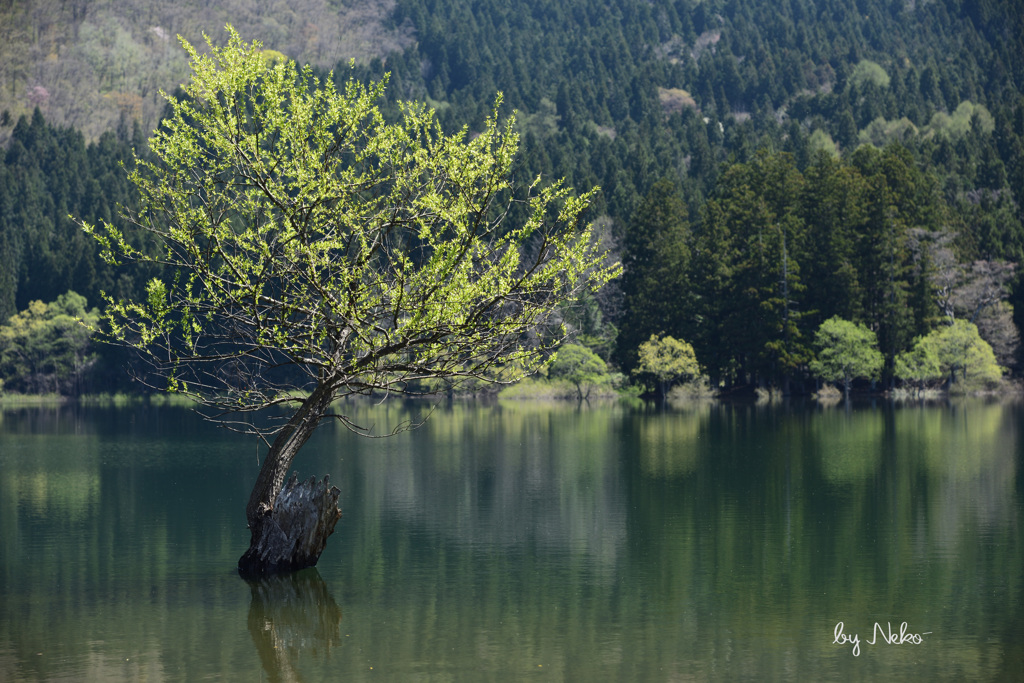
top-left (1, 0), bottom-right (1023, 396)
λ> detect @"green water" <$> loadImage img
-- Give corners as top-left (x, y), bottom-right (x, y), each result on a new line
top-left (1, 399), bottom-right (1022, 681)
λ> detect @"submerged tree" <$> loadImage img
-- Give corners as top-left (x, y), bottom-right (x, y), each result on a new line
top-left (80, 27), bottom-right (619, 577)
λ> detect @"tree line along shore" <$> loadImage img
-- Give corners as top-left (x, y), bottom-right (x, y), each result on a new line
top-left (2, 0), bottom-right (1022, 400)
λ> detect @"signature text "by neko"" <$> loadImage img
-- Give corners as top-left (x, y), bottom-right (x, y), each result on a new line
top-left (833, 621), bottom-right (932, 657)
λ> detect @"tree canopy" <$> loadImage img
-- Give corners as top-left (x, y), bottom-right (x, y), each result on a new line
top-left (548, 343), bottom-right (612, 400)
top-left (84, 26), bottom-right (618, 420)
top-left (808, 316), bottom-right (883, 398)
top-left (0, 291), bottom-right (99, 395)
top-left (634, 334), bottom-right (700, 399)
top-left (79, 27), bottom-right (619, 574)
top-left (896, 320), bottom-right (1003, 391)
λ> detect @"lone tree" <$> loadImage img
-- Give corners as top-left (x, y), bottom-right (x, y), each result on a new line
top-left (80, 28), bottom-right (619, 577)
top-left (633, 334), bottom-right (701, 399)
top-left (809, 316), bottom-right (883, 399)
top-left (548, 343), bottom-right (611, 401)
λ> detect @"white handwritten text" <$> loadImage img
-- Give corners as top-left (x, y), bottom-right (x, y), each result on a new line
top-left (833, 622), bottom-right (931, 656)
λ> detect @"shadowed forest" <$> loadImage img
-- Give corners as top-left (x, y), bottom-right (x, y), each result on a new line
top-left (1, 0), bottom-right (1022, 397)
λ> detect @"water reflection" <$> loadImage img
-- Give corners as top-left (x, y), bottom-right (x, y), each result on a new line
top-left (0, 399), bottom-right (1022, 680)
top-left (635, 401), bottom-right (710, 477)
top-left (332, 400), bottom-right (628, 566)
top-left (810, 407), bottom-right (885, 484)
top-left (247, 569), bottom-right (342, 682)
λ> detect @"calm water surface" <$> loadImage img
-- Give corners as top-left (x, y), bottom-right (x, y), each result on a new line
top-left (1, 399), bottom-right (1022, 681)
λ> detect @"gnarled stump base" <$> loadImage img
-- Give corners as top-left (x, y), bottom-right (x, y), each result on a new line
top-left (238, 474), bottom-right (341, 578)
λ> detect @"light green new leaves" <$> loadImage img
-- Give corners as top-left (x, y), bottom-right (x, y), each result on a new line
top-left (548, 343), bottom-right (611, 400)
top-left (634, 334), bottom-right (701, 397)
top-left (0, 292), bottom-right (100, 394)
top-left (79, 26), bottom-right (619, 411)
top-left (896, 319), bottom-right (1002, 387)
top-left (809, 316), bottom-right (883, 395)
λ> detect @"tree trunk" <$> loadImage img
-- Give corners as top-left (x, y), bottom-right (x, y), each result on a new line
top-left (238, 474), bottom-right (341, 578)
top-left (238, 381), bottom-right (342, 578)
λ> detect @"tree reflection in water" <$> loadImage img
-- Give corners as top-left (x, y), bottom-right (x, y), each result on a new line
top-left (246, 569), bottom-right (342, 681)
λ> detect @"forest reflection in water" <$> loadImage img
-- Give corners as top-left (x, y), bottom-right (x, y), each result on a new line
top-left (0, 398), bottom-right (1022, 681)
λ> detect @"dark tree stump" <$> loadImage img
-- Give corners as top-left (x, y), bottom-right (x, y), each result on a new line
top-left (238, 474), bottom-right (341, 578)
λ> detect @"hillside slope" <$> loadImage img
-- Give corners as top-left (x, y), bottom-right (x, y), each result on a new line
top-left (2, 0), bottom-right (1023, 391)
top-left (0, 0), bottom-right (412, 140)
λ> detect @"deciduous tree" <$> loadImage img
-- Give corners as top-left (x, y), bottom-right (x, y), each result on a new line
top-left (548, 343), bottom-right (611, 401)
top-left (895, 337), bottom-right (943, 396)
top-left (895, 320), bottom-right (1002, 390)
top-left (932, 319), bottom-right (1003, 386)
top-left (633, 334), bottom-right (701, 399)
top-left (80, 28), bottom-right (619, 576)
top-left (0, 291), bottom-right (99, 395)
top-left (808, 316), bottom-right (883, 399)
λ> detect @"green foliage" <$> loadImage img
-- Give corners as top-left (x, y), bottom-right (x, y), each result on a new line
top-left (850, 144), bottom-right (940, 381)
top-left (634, 334), bottom-right (700, 398)
top-left (850, 60), bottom-right (890, 89)
top-left (859, 117), bottom-right (918, 148)
top-left (0, 291), bottom-right (100, 395)
top-left (690, 151), bottom-right (811, 387)
top-left (0, 108), bottom-right (148, 324)
top-left (895, 335), bottom-right (943, 391)
top-left (897, 320), bottom-right (1002, 389)
top-left (616, 179), bottom-right (691, 373)
top-left (861, 102), bottom-right (995, 148)
top-left (807, 129), bottom-right (839, 159)
top-left (808, 317), bottom-right (883, 397)
top-left (548, 343), bottom-right (613, 400)
top-left (924, 101), bottom-right (995, 140)
top-left (80, 27), bottom-right (619, 429)
top-left (933, 319), bottom-right (1003, 386)
top-left (801, 153), bottom-right (867, 326)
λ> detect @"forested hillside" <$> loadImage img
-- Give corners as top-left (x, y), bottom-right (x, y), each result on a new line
top-left (0, 0), bottom-right (411, 140)
top-left (2, 0), bottom-right (1023, 394)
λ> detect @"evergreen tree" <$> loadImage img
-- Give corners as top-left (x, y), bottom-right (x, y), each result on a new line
top-left (616, 178), bottom-right (691, 373)
top-left (801, 152), bottom-right (867, 329)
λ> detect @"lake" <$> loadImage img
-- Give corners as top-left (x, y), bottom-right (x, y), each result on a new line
top-left (1, 398), bottom-right (1022, 681)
